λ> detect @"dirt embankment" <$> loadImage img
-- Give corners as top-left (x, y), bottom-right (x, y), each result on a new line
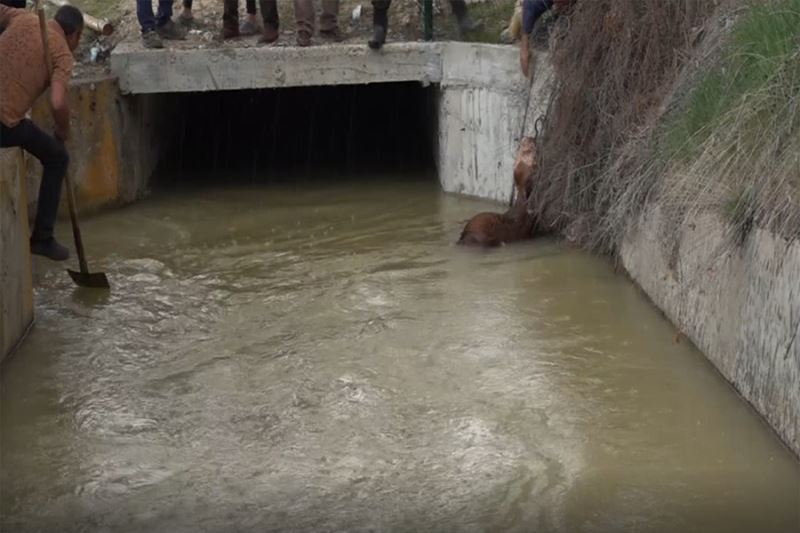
top-left (529, 0), bottom-right (799, 253)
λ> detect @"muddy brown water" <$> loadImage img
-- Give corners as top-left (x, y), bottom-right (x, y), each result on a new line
top-left (2, 180), bottom-right (799, 532)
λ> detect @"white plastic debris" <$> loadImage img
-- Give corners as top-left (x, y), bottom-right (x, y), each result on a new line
top-left (352, 4), bottom-right (362, 22)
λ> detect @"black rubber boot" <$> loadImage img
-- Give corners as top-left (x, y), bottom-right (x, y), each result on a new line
top-left (450, 0), bottom-right (483, 35)
top-left (30, 237), bottom-right (70, 262)
top-left (368, 6), bottom-right (388, 50)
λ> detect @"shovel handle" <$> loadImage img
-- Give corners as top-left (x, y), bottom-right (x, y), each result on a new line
top-left (35, 0), bottom-right (89, 275)
top-left (64, 172), bottom-right (89, 273)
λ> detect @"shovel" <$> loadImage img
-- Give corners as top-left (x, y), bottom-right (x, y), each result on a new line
top-left (35, 0), bottom-right (109, 289)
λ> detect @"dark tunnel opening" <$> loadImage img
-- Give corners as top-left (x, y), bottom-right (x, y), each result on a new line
top-left (156, 82), bottom-right (439, 185)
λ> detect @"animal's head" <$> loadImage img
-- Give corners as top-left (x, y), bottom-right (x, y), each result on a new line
top-left (513, 137), bottom-right (537, 202)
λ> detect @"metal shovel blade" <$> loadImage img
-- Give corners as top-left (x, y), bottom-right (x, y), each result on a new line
top-left (68, 269), bottom-right (110, 289)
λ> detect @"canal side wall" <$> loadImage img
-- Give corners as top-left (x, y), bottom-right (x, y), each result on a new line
top-left (0, 149), bottom-right (34, 360)
top-left (436, 43), bottom-right (552, 203)
top-left (25, 77), bottom-right (171, 218)
top-left (621, 206), bottom-right (800, 458)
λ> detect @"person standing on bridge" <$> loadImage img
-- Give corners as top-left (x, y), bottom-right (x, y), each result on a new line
top-left (218, 0), bottom-right (275, 40)
top-left (368, 0), bottom-right (482, 50)
top-left (239, 0), bottom-right (340, 47)
top-left (0, 4), bottom-right (83, 261)
top-left (136, 0), bottom-right (187, 48)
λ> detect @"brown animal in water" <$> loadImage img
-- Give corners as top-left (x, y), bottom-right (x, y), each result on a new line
top-left (457, 137), bottom-right (537, 247)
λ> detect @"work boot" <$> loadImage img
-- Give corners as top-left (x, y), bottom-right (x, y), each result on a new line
top-left (319, 0), bottom-right (342, 41)
top-left (30, 237), bottom-right (69, 262)
top-left (296, 30), bottom-right (312, 47)
top-left (450, 0), bottom-right (483, 36)
top-left (320, 27), bottom-right (343, 42)
top-left (157, 20), bottom-right (187, 40)
top-left (259, 24), bottom-right (279, 43)
top-left (178, 9), bottom-right (194, 27)
top-left (368, 6), bottom-right (388, 50)
top-left (141, 29), bottom-right (164, 49)
top-left (222, 21), bottom-right (240, 39)
top-left (258, 0), bottom-right (280, 44)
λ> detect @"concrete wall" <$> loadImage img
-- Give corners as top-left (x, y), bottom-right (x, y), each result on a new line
top-left (437, 44), bottom-right (553, 202)
top-left (110, 41), bottom-right (553, 205)
top-left (26, 77), bottom-right (170, 216)
top-left (112, 42), bottom-right (443, 94)
top-left (1, 149), bottom-right (34, 360)
top-left (622, 205), bottom-right (800, 457)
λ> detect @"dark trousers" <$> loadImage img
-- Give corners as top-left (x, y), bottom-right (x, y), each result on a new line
top-left (224, 0), bottom-right (275, 28)
top-left (137, 0), bottom-right (173, 32)
top-left (0, 120), bottom-right (69, 242)
top-left (185, 0), bottom-right (257, 15)
top-left (221, 0), bottom-right (337, 33)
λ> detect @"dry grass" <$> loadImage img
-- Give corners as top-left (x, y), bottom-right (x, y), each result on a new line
top-left (528, 0), bottom-right (718, 251)
top-left (531, 0), bottom-right (800, 256)
top-left (659, 0), bottom-right (800, 245)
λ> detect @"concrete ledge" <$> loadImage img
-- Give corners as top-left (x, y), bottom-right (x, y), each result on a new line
top-left (1, 148), bottom-right (34, 360)
top-left (112, 42), bottom-right (445, 94)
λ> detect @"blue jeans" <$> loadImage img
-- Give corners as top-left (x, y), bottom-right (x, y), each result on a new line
top-left (137, 0), bottom-right (174, 32)
top-left (523, 0), bottom-right (554, 34)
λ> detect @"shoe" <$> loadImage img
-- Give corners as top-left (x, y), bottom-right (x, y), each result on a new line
top-left (177, 13), bottom-right (194, 28)
top-left (258, 24), bottom-right (279, 44)
top-left (239, 18), bottom-right (260, 35)
top-left (157, 20), bottom-right (187, 40)
top-left (142, 29), bottom-right (164, 49)
top-left (319, 27), bottom-right (343, 42)
top-left (30, 237), bottom-right (69, 262)
top-left (368, 7), bottom-right (388, 50)
top-left (296, 30), bottom-right (312, 47)
top-left (368, 25), bottom-right (385, 49)
top-left (222, 23), bottom-right (240, 39)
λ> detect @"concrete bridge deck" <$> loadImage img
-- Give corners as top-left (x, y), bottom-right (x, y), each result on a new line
top-left (110, 41), bottom-right (525, 94)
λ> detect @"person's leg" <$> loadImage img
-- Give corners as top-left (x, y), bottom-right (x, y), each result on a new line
top-left (155, 0), bottom-right (186, 39)
top-left (0, 120), bottom-right (70, 261)
top-left (369, 0), bottom-right (390, 50)
top-left (320, 0), bottom-right (341, 40)
top-left (449, 0), bottom-right (482, 35)
top-left (155, 0), bottom-right (174, 27)
top-left (240, 0), bottom-right (260, 35)
top-left (222, 0), bottom-right (240, 38)
top-left (258, 0), bottom-right (279, 43)
top-left (294, 0), bottom-right (314, 46)
top-left (136, 0), bottom-right (157, 33)
top-left (179, 0), bottom-right (193, 26)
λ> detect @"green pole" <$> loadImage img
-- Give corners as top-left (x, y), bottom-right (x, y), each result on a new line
top-left (423, 0), bottom-right (433, 41)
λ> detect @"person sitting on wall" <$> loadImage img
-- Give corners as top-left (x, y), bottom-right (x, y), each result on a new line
top-left (136, 0), bottom-right (187, 49)
top-left (0, 4), bottom-right (83, 261)
top-left (368, 0), bottom-right (482, 50)
top-left (520, 0), bottom-right (574, 77)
